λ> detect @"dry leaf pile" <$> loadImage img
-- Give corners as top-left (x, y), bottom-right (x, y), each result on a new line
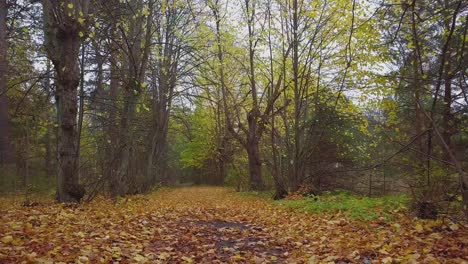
top-left (0, 187), bottom-right (466, 263)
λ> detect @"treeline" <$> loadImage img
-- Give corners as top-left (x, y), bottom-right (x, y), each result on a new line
top-left (0, 0), bottom-right (466, 218)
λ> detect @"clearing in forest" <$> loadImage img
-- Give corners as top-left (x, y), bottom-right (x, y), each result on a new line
top-left (0, 187), bottom-right (467, 263)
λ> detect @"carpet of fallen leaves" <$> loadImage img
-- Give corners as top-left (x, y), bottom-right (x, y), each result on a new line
top-left (0, 187), bottom-right (467, 263)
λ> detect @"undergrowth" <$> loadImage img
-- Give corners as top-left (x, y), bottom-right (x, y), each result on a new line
top-left (274, 191), bottom-right (410, 221)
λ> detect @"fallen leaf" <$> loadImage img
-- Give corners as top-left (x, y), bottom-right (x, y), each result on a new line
top-left (1, 235), bottom-right (13, 244)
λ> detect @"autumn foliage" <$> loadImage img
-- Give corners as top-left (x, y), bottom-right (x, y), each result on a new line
top-left (0, 187), bottom-right (466, 263)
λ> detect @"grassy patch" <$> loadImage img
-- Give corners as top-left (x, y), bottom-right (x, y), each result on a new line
top-left (0, 168), bottom-right (55, 195)
top-left (275, 191), bottom-right (409, 221)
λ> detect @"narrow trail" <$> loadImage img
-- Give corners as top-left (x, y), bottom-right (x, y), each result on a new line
top-left (0, 187), bottom-right (466, 263)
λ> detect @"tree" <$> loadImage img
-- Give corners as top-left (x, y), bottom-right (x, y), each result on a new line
top-left (378, 0), bottom-right (468, 218)
top-left (43, 0), bottom-right (92, 202)
top-left (105, 0), bottom-right (154, 196)
top-left (0, 0), bottom-right (13, 166)
top-left (146, 0), bottom-right (195, 186)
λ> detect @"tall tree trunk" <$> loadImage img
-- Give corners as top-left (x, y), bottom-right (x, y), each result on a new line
top-left (43, 0), bottom-right (89, 202)
top-left (246, 119), bottom-right (263, 190)
top-left (77, 44), bottom-right (86, 179)
top-left (146, 34), bottom-right (173, 186)
top-left (23, 124), bottom-right (30, 187)
top-left (91, 41), bottom-right (105, 172)
top-left (102, 1), bottom-right (123, 197)
top-left (147, 103), bottom-right (170, 185)
top-left (117, 0), bottom-right (153, 195)
top-left (212, 2), bottom-right (232, 186)
top-left (215, 81), bottom-right (227, 185)
top-left (411, 0), bottom-right (425, 168)
top-left (108, 39), bottom-right (121, 196)
top-left (245, 0), bottom-right (263, 190)
top-left (279, 4), bottom-right (292, 192)
top-left (442, 71), bottom-right (452, 161)
top-left (118, 89), bottom-right (138, 194)
top-left (44, 60), bottom-right (55, 178)
top-left (442, 0), bottom-right (453, 161)
top-left (292, 0), bottom-right (302, 191)
top-left (267, 0), bottom-right (286, 199)
top-left (0, 0), bottom-right (13, 166)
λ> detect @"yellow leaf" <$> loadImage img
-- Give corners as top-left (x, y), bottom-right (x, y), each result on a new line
top-left (26, 252), bottom-right (37, 261)
top-left (11, 222), bottom-right (22, 230)
top-left (78, 256), bottom-right (89, 264)
top-left (1, 235), bottom-right (13, 244)
top-left (429, 232), bottom-right (442, 239)
top-left (382, 256), bottom-right (393, 264)
top-left (449, 223), bottom-right (459, 231)
top-left (415, 223), bottom-right (423, 232)
top-left (308, 255), bottom-right (319, 264)
top-left (133, 254), bottom-right (147, 262)
top-left (67, 3), bottom-right (73, 9)
top-left (231, 255), bottom-right (245, 261)
top-left (181, 256), bottom-right (193, 263)
top-left (24, 222), bottom-right (33, 229)
top-left (12, 238), bottom-right (23, 246)
top-left (157, 252), bottom-right (170, 260)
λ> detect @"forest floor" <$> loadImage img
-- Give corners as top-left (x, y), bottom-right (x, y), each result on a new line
top-left (0, 187), bottom-right (467, 263)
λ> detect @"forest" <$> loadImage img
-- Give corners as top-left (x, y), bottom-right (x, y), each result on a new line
top-left (0, 0), bottom-right (467, 262)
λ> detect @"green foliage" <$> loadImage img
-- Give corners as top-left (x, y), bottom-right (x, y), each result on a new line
top-left (0, 168), bottom-right (55, 194)
top-left (275, 191), bottom-right (409, 221)
top-left (224, 155), bottom-right (249, 191)
top-left (179, 101), bottom-right (217, 169)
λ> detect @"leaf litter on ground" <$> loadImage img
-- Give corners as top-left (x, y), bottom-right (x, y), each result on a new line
top-left (0, 187), bottom-right (466, 263)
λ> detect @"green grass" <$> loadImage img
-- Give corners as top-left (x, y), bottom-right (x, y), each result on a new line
top-left (274, 191), bottom-right (409, 221)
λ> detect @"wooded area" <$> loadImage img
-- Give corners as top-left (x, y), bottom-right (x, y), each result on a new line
top-left (0, 0), bottom-right (467, 262)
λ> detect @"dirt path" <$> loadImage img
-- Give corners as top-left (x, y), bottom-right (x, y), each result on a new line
top-left (0, 187), bottom-right (466, 263)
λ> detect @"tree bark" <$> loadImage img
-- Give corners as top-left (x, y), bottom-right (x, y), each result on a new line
top-left (246, 120), bottom-right (263, 190)
top-left (292, 0), bottom-right (303, 191)
top-left (43, 60), bottom-right (55, 178)
top-left (43, 0), bottom-right (89, 202)
top-left (212, 1), bottom-right (233, 186)
top-left (0, 0), bottom-right (13, 166)
top-left (116, 0), bottom-right (153, 195)
top-left (442, 0), bottom-right (454, 161)
top-left (146, 15), bottom-right (176, 185)
top-left (246, 0), bottom-right (263, 190)
top-left (108, 39), bottom-right (121, 196)
top-left (410, 0), bottom-right (426, 173)
top-left (267, 0), bottom-right (286, 198)
top-left (77, 44), bottom-right (85, 179)
top-left (99, 0), bottom-right (123, 197)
